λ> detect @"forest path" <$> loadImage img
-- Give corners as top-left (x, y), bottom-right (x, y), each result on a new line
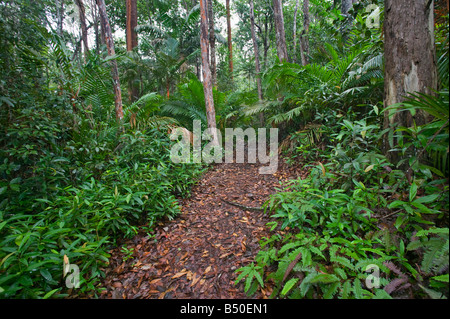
top-left (99, 160), bottom-right (305, 299)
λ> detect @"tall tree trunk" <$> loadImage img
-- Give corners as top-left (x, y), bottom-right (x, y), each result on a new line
top-left (383, 0), bottom-right (438, 162)
top-left (126, 0), bottom-right (138, 51)
top-left (301, 0), bottom-right (310, 65)
top-left (272, 0), bottom-right (288, 63)
top-left (126, 0), bottom-right (139, 103)
top-left (226, 0), bottom-right (233, 80)
top-left (91, 0), bottom-right (100, 54)
top-left (208, 0), bottom-right (217, 87)
top-left (293, 0), bottom-right (299, 64)
top-left (249, 0), bottom-right (264, 126)
top-left (55, 0), bottom-right (64, 37)
top-left (200, 0), bottom-right (219, 146)
top-left (74, 0), bottom-right (89, 56)
top-left (97, 0), bottom-right (124, 122)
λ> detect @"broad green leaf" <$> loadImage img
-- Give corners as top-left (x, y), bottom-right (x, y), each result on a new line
top-left (310, 273), bottom-right (340, 284)
top-left (409, 182), bottom-right (418, 202)
top-left (431, 274), bottom-right (449, 283)
top-left (43, 288), bottom-right (61, 299)
top-left (281, 278), bottom-right (299, 296)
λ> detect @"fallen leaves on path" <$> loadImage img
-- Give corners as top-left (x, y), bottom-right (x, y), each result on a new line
top-left (99, 160), bottom-right (306, 299)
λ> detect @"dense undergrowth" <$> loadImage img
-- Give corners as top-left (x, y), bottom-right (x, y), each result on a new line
top-left (1, 0), bottom-right (448, 300)
top-left (0, 108), bottom-right (205, 297)
top-left (235, 104), bottom-right (449, 299)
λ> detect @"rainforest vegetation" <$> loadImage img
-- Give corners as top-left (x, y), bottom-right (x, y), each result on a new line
top-left (0, 0), bottom-right (448, 299)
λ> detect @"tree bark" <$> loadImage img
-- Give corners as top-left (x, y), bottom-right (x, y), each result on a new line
top-left (300, 0), bottom-right (310, 65)
top-left (341, 0), bottom-right (353, 15)
top-left (126, 0), bottom-right (138, 51)
top-left (55, 0), bottom-right (64, 37)
top-left (74, 0), bottom-right (89, 56)
top-left (383, 0), bottom-right (438, 161)
top-left (226, 0), bottom-right (233, 80)
top-left (272, 0), bottom-right (288, 63)
top-left (126, 0), bottom-right (139, 103)
top-left (249, 0), bottom-right (264, 126)
top-left (97, 0), bottom-right (124, 122)
top-left (91, 0), bottom-right (100, 54)
top-left (293, 0), bottom-right (299, 64)
top-left (200, 0), bottom-right (219, 146)
top-left (208, 0), bottom-right (216, 87)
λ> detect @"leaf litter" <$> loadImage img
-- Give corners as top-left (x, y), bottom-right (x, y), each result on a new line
top-left (99, 159), bottom-right (306, 299)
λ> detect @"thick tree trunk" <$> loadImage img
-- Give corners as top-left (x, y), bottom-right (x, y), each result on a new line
top-left (249, 0), bottom-right (264, 126)
top-left (97, 0), bottom-right (124, 122)
top-left (74, 0), bottom-right (89, 56)
top-left (226, 0), bottom-right (233, 80)
top-left (200, 0), bottom-right (219, 146)
top-left (126, 0), bottom-right (139, 103)
top-left (272, 0), bottom-right (288, 63)
top-left (208, 0), bottom-right (217, 87)
top-left (383, 0), bottom-right (438, 161)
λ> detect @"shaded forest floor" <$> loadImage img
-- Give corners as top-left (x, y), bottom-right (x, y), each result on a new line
top-left (99, 159), bottom-right (306, 299)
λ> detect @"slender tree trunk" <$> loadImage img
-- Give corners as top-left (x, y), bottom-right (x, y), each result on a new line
top-left (263, 15), bottom-right (271, 69)
top-left (97, 0), bottom-right (124, 122)
top-left (126, 0), bottom-right (138, 51)
top-left (55, 0), bottom-right (64, 37)
top-left (383, 0), bottom-right (438, 162)
top-left (200, 0), bottom-right (219, 146)
top-left (301, 0), bottom-right (310, 65)
top-left (74, 0), bottom-right (89, 56)
top-left (249, 0), bottom-right (264, 126)
top-left (226, 0), bottom-right (233, 80)
top-left (293, 0), bottom-right (299, 64)
top-left (208, 0), bottom-right (217, 87)
top-left (126, 0), bottom-right (139, 103)
top-left (272, 0), bottom-right (288, 63)
top-left (91, 0), bottom-right (100, 54)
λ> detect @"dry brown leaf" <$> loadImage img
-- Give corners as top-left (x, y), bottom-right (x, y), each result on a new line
top-left (172, 269), bottom-right (188, 279)
top-left (204, 265), bottom-right (212, 274)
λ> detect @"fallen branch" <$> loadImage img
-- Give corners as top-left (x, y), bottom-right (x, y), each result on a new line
top-left (220, 198), bottom-right (263, 211)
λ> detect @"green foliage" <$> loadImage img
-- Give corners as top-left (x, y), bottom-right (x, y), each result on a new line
top-left (0, 14), bottom-right (205, 298)
top-left (236, 107), bottom-right (448, 299)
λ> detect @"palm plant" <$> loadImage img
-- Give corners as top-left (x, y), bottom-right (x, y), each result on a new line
top-left (160, 76), bottom-right (227, 131)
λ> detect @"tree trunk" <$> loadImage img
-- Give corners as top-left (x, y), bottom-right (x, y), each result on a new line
top-left (126, 0), bottom-right (138, 51)
top-left (97, 0), bottom-right (124, 122)
top-left (208, 0), bottom-right (216, 87)
top-left (55, 0), bottom-right (64, 37)
top-left (301, 0), bottom-right (310, 65)
top-left (272, 0), bottom-right (288, 63)
top-left (74, 0), bottom-right (89, 56)
top-left (341, 0), bottom-right (353, 15)
top-left (249, 0), bottom-right (264, 126)
top-left (200, 0), bottom-right (219, 146)
top-left (226, 0), bottom-right (233, 80)
top-left (293, 0), bottom-right (299, 64)
top-left (383, 0), bottom-right (438, 162)
top-left (91, 0), bottom-right (100, 54)
top-left (126, 0), bottom-right (139, 103)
